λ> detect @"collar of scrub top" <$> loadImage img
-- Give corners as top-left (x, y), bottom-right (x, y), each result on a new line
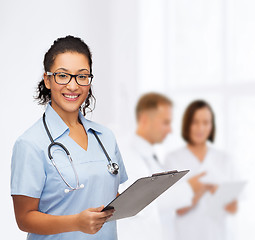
top-left (44, 103), bottom-right (103, 141)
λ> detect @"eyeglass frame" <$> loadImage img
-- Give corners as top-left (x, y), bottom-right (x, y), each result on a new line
top-left (46, 71), bottom-right (93, 86)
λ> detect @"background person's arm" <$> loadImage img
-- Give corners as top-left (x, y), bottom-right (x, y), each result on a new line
top-left (176, 173), bottom-right (218, 216)
top-left (225, 200), bottom-right (238, 214)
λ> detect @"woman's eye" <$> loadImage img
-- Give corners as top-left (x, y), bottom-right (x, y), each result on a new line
top-left (58, 73), bottom-right (68, 79)
top-left (78, 75), bottom-right (88, 80)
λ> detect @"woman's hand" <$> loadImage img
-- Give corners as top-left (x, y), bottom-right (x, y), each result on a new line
top-left (225, 200), bottom-right (238, 214)
top-left (76, 206), bottom-right (114, 234)
top-left (176, 206), bottom-right (193, 216)
top-left (188, 172), bottom-right (207, 195)
top-left (188, 172), bottom-right (212, 206)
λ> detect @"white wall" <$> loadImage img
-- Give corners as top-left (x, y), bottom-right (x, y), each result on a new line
top-left (1, 0), bottom-right (254, 239)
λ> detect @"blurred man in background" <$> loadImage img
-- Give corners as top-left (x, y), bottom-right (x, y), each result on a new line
top-left (117, 92), bottom-right (203, 240)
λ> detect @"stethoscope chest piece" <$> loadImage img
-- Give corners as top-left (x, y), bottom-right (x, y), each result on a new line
top-left (107, 162), bottom-right (119, 175)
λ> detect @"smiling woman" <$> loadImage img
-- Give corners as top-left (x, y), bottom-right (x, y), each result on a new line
top-left (10, 36), bottom-right (128, 240)
top-left (44, 52), bottom-right (92, 118)
top-left (35, 36), bottom-right (94, 115)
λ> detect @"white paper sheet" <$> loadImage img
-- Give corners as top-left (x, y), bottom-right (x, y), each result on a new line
top-left (200, 171), bottom-right (228, 185)
top-left (206, 181), bottom-right (246, 217)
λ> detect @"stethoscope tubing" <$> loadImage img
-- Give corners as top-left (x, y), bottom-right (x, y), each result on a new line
top-left (42, 113), bottom-right (119, 193)
top-left (43, 113), bottom-right (82, 192)
top-left (91, 129), bottom-right (113, 165)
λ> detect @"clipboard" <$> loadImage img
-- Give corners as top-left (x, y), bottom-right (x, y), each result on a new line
top-left (103, 169), bottom-right (189, 221)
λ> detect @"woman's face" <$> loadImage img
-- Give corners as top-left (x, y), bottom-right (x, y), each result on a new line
top-left (189, 107), bottom-right (213, 145)
top-left (44, 52), bottom-right (91, 116)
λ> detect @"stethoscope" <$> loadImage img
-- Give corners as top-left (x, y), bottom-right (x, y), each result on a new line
top-left (42, 113), bottom-right (119, 193)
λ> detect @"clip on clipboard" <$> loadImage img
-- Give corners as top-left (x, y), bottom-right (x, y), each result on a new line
top-left (102, 169), bottom-right (189, 221)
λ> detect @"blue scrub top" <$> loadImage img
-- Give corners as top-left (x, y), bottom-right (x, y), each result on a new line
top-left (11, 104), bottom-right (128, 240)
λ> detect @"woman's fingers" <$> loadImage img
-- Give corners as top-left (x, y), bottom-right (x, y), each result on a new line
top-left (98, 210), bottom-right (114, 220)
top-left (76, 206), bottom-right (115, 234)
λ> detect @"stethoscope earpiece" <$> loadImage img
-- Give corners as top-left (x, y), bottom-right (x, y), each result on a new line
top-left (64, 184), bottom-right (85, 194)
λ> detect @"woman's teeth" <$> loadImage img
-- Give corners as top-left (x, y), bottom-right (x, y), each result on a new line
top-left (64, 94), bottom-right (78, 99)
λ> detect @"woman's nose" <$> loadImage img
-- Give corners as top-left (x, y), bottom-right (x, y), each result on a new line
top-left (66, 76), bottom-right (79, 90)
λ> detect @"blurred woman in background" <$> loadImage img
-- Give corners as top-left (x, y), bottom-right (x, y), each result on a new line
top-left (164, 100), bottom-right (238, 240)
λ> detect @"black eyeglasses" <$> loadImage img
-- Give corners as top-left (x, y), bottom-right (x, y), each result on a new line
top-left (46, 72), bottom-right (93, 86)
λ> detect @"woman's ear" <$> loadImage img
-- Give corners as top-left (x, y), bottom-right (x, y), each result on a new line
top-left (44, 73), bottom-right (51, 90)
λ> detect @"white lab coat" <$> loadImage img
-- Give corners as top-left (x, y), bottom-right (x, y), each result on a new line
top-left (117, 135), bottom-right (193, 240)
top-left (164, 146), bottom-right (238, 240)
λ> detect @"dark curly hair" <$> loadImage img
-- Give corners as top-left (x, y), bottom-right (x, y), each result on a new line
top-left (35, 35), bottom-right (95, 115)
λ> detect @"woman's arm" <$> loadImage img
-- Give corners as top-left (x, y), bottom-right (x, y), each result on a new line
top-left (176, 173), bottom-right (207, 215)
top-left (12, 195), bottom-right (114, 235)
top-left (176, 173), bottom-right (218, 216)
top-left (176, 188), bottom-right (206, 216)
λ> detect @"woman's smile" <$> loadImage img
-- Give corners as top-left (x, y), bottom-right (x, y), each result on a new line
top-left (63, 93), bottom-right (80, 101)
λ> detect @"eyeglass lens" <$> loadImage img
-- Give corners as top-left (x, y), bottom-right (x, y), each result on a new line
top-left (55, 72), bottom-right (92, 86)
